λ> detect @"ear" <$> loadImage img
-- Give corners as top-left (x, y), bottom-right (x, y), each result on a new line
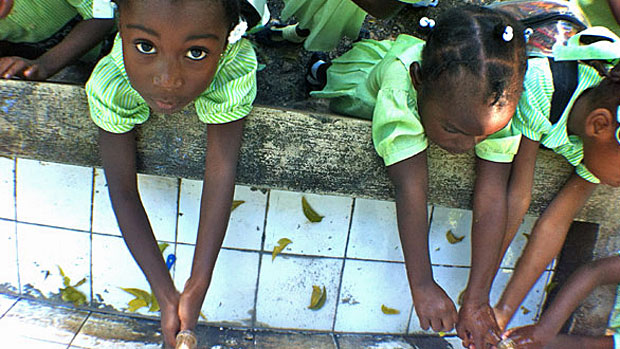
top-left (0, 0), bottom-right (14, 20)
top-left (584, 108), bottom-right (615, 139)
top-left (410, 62), bottom-right (423, 92)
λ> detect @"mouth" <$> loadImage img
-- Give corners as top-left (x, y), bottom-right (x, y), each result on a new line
top-left (148, 97), bottom-right (182, 113)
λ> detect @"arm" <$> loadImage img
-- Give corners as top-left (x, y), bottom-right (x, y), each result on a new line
top-left (504, 256), bottom-right (620, 349)
top-left (457, 158), bottom-right (512, 348)
top-left (388, 151), bottom-right (458, 332)
top-left (177, 119), bottom-right (245, 331)
top-left (351, 0), bottom-right (404, 19)
top-left (98, 128), bottom-right (180, 348)
top-left (494, 173), bottom-right (597, 328)
top-left (0, 18), bottom-right (113, 80)
top-left (609, 0), bottom-right (620, 24)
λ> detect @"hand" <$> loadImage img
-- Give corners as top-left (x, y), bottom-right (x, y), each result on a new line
top-left (503, 325), bottom-right (553, 349)
top-left (159, 290), bottom-right (181, 348)
top-left (0, 56), bottom-right (51, 80)
top-left (456, 301), bottom-right (502, 349)
top-left (412, 281), bottom-right (458, 332)
top-left (178, 278), bottom-right (209, 331)
top-left (493, 305), bottom-right (513, 332)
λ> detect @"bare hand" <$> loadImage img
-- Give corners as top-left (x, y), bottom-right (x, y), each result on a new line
top-left (0, 56), bottom-right (50, 80)
top-left (493, 305), bottom-right (512, 332)
top-left (412, 281), bottom-right (458, 332)
top-left (456, 301), bottom-right (502, 348)
top-left (159, 290), bottom-right (181, 348)
top-left (503, 325), bottom-right (552, 349)
top-left (178, 278), bottom-right (208, 331)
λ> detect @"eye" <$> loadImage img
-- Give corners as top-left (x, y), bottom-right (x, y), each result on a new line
top-left (442, 125), bottom-right (459, 134)
top-left (135, 41), bottom-right (156, 55)
top-left (186, 47), bottom-right (208, 61)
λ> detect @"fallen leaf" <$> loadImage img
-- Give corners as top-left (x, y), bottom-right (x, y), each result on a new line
top-left (158, 242), bottom-right (170, 254)
top-left (438, 331), bottom-right (446, 337)
top-left (521, 306), bottom-right (531, 315)
top-left (128, 298), bottom-right (148, 312)
top-left (446, 230), bottom-right (465, 244)
top-left (308, 285), bottom-right (327, 310)
top-left (200, 312), bottom-right (208, 321)
top-left (381, 304), bottom-right (400, 315)
top-left (231, 200), bottom-right (245, 211)
top-left (545, 281), bottom-right (558, 294)
top-left (301, 196), bottom-right (324, 223)
top-left (58, 266), bottom-right (71, 287)
top-left (457, 289), bottom-right (465, 306)
top-left (60, 286), bottom-right (87, 306)
top-left (121, 288), bottom-right (152, 303)
top-left (523, 233), bottom-right (531, 240)
top-left (148, 292), bottom-right (160, 312)
top-left (272, 238), bottom-right (292, 261)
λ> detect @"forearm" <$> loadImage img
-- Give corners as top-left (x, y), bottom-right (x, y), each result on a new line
top-left (38, 19), bottom-right (113, 75)
top-left (351, 0), bottom-right (404, 18)
top-left (609, 0), bottom-right (620, 24)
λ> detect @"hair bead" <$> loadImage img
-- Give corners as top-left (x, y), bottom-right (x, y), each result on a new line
top-left (524, 28), bottom-right (533, 43)
top-left (502, 25), bottom-right (514, 42)
top-left (419, 17), bottom-right (436, 29)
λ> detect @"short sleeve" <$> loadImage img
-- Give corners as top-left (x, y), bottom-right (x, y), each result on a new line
top-left (513, 58), bottom-right (554, 142)
top-left (474, 120), bottom-right (522, 163)
top-left (372, 88), bottom-right (427, 166)
top-left (66, 0), bottom-right (94, 19)
top-left (194, 38), bottom-right (257, 124)
top-left (575, 163), bottom-right (601, 184)
top-left (85, 39), bottom-right (149, 133)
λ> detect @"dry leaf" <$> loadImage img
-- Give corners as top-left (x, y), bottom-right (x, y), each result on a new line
top-left (545, 281), bottom-right (558, 294)
top-left (231, 200), bottom-right (245, 212)
top-left (301, 196), bottom-right (324, 223)
top-left (158, 242), bottom-right (170, 254)
top-left (128, 298), bottom-right (148, 312)
top-left (446, 230), bottom-right (465, 244)
top-left (200, 312), bottom-right (208, 321)
top-left (381, 304), bottom-right (400, 315)
top-left (523, 233), bottom-right (531, 240)
top-left (457, 289), bottom-right (465, 306)
top-left (272, 238), bottom-right (292, 261)
top-left (308, 285), bottom-right (327, 310)
top-left (521, 306), bottom-right (531, 315)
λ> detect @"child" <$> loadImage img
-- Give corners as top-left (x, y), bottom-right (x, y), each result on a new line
top-left (259, 0), bottom-right (432, 52)
top-left (310, 5), bottom-right (527, 342)
top-left (0, 0), bottom-right (114, 80)
top-left (84, 0), bottom-right (258, 347)
top-left (492, 28), bottom-right (620, 336)
top-left (501, 253), bottom-right (620, 349)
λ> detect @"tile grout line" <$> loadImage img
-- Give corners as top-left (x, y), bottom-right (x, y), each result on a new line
top-left (173, 178), bottom-right (182, 283)
top-left (89, 168), bottom-right (96, 307)
top-left (251, 189), bottom-right (270, 328)
top-left (67, 311), bottom-right (92, 348)
top-left (330, 197), bottom-right (356, 332)
top-left (13, 157), bottom-right (21, 295)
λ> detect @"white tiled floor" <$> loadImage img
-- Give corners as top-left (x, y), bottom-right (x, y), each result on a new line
top-left (0, 293), bottom-right (18, 316)
top-left (0, 157), bottom-right (15, 220)
top-left (0, 219), bottom-right (18, 292)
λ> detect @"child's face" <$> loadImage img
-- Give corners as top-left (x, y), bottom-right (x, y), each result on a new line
top-left (119, 0), bottom-right (229, 114)
top-left (0, 0), bottom-right (13, 19)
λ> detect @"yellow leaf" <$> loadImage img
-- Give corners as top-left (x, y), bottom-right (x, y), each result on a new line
top-left (523, 233), bottom-right (531, 240)
top-left (301, 196), bottom-right (324, 223)
top-left (438, 331), bottom-right (446, 337)
top-left (545, 281), bottom-right (558, 294)
top-left (231, 200), bottom-right (245, 211)
top-left (272, 238), bottom-right (292, 261)
top-left (148, 292), bottom-right (160, 312)
top-left (128, 298), bottom-right (148, 312)
top-left (381, 304), bottom-right (400, 315)
top-left (61, 287), bottom-right (86, 306)
top-left (74, 277), bottom-right (87, 288)
top-left (121, 288), bottom-right (152, 303)
top-left (57, 266), bottom-right (70, 287)
top-left (521, 306), bottom-right (531, 315)
top-left (200, 312), bottom-right (208, 321)
top-left (308, 285), bottom-right (327, 310)
top-left (158, 242), bottom-right (170, 255)
top-left (457, 289), bottom-right (465, 306)
top-left (446, 230), bottom-right (465, 244)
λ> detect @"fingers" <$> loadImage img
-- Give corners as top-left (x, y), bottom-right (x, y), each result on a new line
top-left (0, 57), bottom-right (37, 79)
top-left (22, 65), bottom-right (40, 79)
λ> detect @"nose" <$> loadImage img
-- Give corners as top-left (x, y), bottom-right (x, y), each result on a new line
top-left (153, 59), bottom-right (183, 89)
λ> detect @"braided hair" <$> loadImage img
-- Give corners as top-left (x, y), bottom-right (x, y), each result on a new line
top-left (420, 5), bottom-right (527, 108)
top-left (585, 62), bottom-right (620, 124)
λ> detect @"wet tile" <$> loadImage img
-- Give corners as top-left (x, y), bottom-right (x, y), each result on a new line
top-left (256, 254), bottom-right (342, 331)
top-left (17, 223), bottom-right (90, 303)
top-left (0, 157), bottom-right (15, 220)
top-left (443, 336), bottom-right (464, 348)
top-left (264, 190), bottom-right (352, 258)
top-left (255, 330), bottom-right (336, 348)
top-left (193, 326), bottom-right (255, 349)
top-left (0, 220), bottom-right (18, 293)
top-left (91, 234), bottom-right (161, 315)
top-left (177, 181), bottom-right (267, 250)
top-left (6, 336), bottom-right (68, 348)
top-left (409, 266), bottom-right (469, 335)
top-left (92, 170), bottom-right (179, 242)
top-left (428, 206), bottom-right (472, 267)
top-left (72, 312), bottom-right (161, 348)
top-left (0, 293), bottom-right (18, 318)
top-left (0, 298), bottom-right (88, 344)
top-left (499, 216), bottom-right (536, 269)
top-left (173, 246), bottom-right (258, 326)
top-left (334, 259), bottom-right (412, 333)
top-left (337, 334), bottom-right (456, 349)
top-left (16, 159), bottom-right (93, 231)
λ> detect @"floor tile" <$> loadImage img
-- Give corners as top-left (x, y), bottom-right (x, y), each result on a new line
top-left (17, 223), bottom-right (91, 303)
top-left (6, 336), bottom-right (68, 348)
top-left (91, 234), bottom-right (160, 315)
top-left (428, 206), bottom-right (472, 267)
top-left (16, 159), bottom-right (93, 231)
top-left (0, 298), bottom-right (88, 344)
top-left (177, 181), bottom-right (267, 250)
top-left (71, 312), bottom-right (162, 348)
top-left (500, 215), bottom-right (536, 269)
top-left (443, 336), bottom-right (464, 348)
top-left (264, 190), bottom-right (352, 258)
top-left (174, 246), bottom-right (258, 326)
top-left (256, 254), bottom-right (342, 331)
top-left (0, 220), bottom-right (18, 293)
top-left (255, 330), bottom-right (336, 348)
top-left (193, 326), bottom-right (256, 349)
top-left (334, 259), bottom-right (412, 333)
top-left (409, 266), bottom-right (469, 335)
top-left (337, 334), bottom-right (416, 349)
top-left (92, 170), bottom-right (179, 242)
top-left (0, 157), bottom-right (15, 220)
top-left (0, 293), bottom-right (18, 318)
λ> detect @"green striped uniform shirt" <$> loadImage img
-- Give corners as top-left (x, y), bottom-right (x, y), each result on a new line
top-left (85, 34), bottom-right (258, 133)
top-left (513, 58), bottom-right (605, 183)
top-left (0, 0), bottom-right (93, 43)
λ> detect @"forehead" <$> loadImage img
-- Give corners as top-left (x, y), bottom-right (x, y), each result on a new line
top-left (121, 0), bottom-right (226, 32)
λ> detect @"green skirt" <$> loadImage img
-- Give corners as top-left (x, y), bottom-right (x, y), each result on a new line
top-left (311, 38), bottom-right (394, 119)
top-left (281, 0), bottom-right (367, 51)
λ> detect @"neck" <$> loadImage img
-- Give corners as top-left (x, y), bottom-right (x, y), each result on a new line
top-left (567, 91), bottom-right (590, 137)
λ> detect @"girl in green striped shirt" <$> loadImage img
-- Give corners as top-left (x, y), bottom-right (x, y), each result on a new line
top-left (85, 0), bottom-right (258, 346)
top-left (494, 28), bottom-right (620, 338)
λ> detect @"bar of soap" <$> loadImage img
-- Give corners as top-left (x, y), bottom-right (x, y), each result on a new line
top-left (175, 330), bottom-right (197, 349)
top-left (497, 338), bottom-right (516, 349)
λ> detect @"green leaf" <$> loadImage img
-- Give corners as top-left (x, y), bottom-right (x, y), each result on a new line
top-left (60, 287), bottom-right (86, 306)
top-left (158, 242), bottom-right (170, 255)
top-left (231, 200), bottom-right (245, 212)
top-left (308, 285), bottom-right (327, 310)
top-left (128, 298), bottom-right (148, 312)
top-left (446, 230), bottom-right (465, 244)
top-left (121, 288), bottom-right (152, 303)
top-left (272, 238), bottom-right (292, 261)
top-left (301, 196), bottom-right (324, 223)
top-left (148, 292), bottom-right (160, 312)
top-left (73, 277), bottom-right (87, 288)
top-left (381, 304), bottom-right (400, 315)
top-left (57, 266), bottom-right (71, 287)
